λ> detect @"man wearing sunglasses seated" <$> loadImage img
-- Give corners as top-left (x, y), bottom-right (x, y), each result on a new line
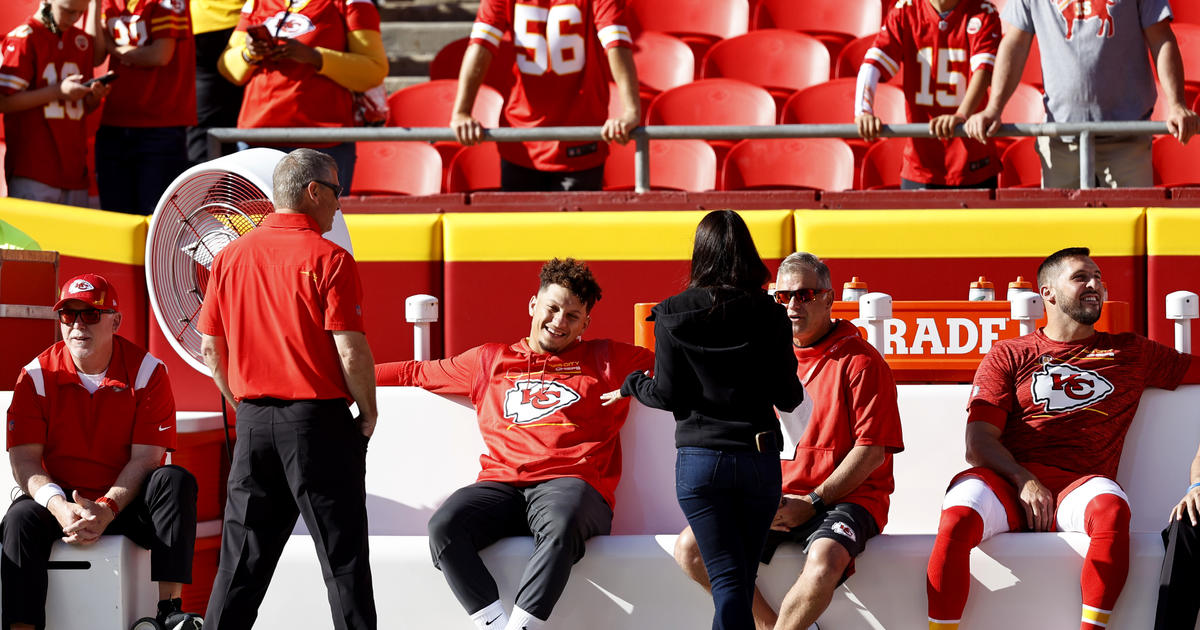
top-left (4, 273), bottom-right (202, 630)
top-left (673, 252), bottom-right (904, 630)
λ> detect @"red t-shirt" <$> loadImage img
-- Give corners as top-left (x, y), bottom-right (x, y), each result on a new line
top-left (969, 329), bottom-right (1192, 480)
top-left (0, 18), bottom-right (94, 190)
top-left (101, 0), bottom-right (197, 128)
top-left (470, 0), bottom-right (632, 172)
top-left (235, 0), bottom-right (380, 131)
top-left (781, 320), bottom-right (905, 530)
top-left (864, 0), bottom-right (1002, 185)
top-left (6, 336), bottom-right (176, 499)
top-left (376, 338), bottom-right (654, 508)
top-left (196, 212), bottom-right (366, 402)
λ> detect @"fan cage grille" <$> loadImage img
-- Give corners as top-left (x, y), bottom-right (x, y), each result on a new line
top-left (148, 171), bottom-right (274, 367)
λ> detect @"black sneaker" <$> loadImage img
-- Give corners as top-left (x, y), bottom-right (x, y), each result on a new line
top-left (156, 598), bottom-right (204, 630)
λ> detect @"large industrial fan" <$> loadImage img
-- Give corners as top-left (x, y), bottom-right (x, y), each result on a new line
top-left (146, 148), bottom-right (354, 374)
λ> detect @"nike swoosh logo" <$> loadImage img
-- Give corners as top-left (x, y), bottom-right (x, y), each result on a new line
top-left (158, 425), bottom-right (171, 431)
top-left (484, 615), bottom-right (501, 625)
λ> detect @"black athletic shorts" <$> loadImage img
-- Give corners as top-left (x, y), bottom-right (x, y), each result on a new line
top-left (760, 501), bottom-right (880, 585)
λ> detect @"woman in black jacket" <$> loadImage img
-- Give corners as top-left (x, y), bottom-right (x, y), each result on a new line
top-left (606, 210), bottom-right (804, 630)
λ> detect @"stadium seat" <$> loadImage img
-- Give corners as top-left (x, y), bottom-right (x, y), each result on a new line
top-left (350, 142), bottom-right (443, 196)
top-left (607, 81), bottom-right (648, 125)
top-left (386, 80), bottom-right (505, 179)
top-left (603, 140), bottom-right (717, 191)
top-left (0, 139), bottom-right (7, 197)
top-left (646, 78), bottom-right (776, 162)
top-left (1170, 23), bottom-right (1200, 102)
top-left (1001, 83), bottom-right (1045, 123)
top-left (428, 37), bottom-right (517, 97)
top-left (1174, 0), bottom-right (1200, 27)
top-left (445, 143), bottom-right (502, 193)
top-left (0, 1), bottom-right (38, 35)
top-left (834, 34), bottom-right (882, 81)
top-left (752, 0), bottom-right (882, 61)
top-left (632, 31), bottom-right (695, 99)
top-left (699, 30), bottom-right (830, 108)
top-left (1152, 135), bottom-right (1200, 187)
top-left (720, 138), bottom-right (855, 191)
top-left (1020, 37), bottom-right (1043, 88)
top-left (857, 137), bottom-right (905, 190)
top-left (780, 78), bottom-right (905, 125)
top-left (998, 136), bottom-right (1041, 188)
top-left (629, 0), bottom-right (749, 73)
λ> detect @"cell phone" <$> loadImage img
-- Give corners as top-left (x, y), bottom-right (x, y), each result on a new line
top-left (246, 24), bottom-right (275, 46)
top-left (82, 72), bottom-right (118, 87)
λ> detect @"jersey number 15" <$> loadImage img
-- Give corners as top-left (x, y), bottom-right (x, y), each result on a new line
top-left (914, 47), bottom-right (966, 108)
top-left (514, 4), bottom-right (585, 77)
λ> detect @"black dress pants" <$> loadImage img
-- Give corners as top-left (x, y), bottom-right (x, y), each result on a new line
top-left (187, 27), bottom-right (245, 164)
top-left (1156, 516), bottom-right (1200, 629)
top-left (427, 477), bottom-right (612, 621)
top-left (204, 398), bottom-right (375, 630)
top-left (0, 464), bottom-right (198, 629)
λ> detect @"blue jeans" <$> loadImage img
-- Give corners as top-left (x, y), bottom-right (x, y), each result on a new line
top-left (676, 446), bottom-right (782, 630)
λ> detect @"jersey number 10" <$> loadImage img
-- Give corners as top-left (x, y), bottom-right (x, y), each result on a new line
top-left (514, 4), bottom-right (586, 77)
top-left (42, 62), bottom-right (84, 121)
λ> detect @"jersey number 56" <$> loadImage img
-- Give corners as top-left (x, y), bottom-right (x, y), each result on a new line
top-left (514, 3), bottom-right (585, 77)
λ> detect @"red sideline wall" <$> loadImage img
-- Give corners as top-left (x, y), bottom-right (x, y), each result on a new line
top-left (1147, 209), bottom-right (1200, 347)
top-left (441, 211), bottom-right (794, 355)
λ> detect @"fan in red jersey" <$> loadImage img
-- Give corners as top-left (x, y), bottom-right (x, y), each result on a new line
top-left (925, 247), bottom-right (1200, 630)
top-left (856, 0), bottom-right (1002, 188)
top-left (217, 0), bottom-right (388, 193)
top-left (376, 258), bottom-right (654, 630)
top-left (94, 0), bottom-right (196, 215)
top-left (450, 0), bottom-right (640, 191)
top-left (0, 0), bottom-right (109, 207)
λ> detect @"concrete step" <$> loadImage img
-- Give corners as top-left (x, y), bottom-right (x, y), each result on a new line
top-left (377, 1), bottom-right (479, 22)
top-left (387, 51), bottom-right (435, 77)
top-left (381, 21), bottom-right (473, 57)
top-left (384, 75), bottom-right (431, 94)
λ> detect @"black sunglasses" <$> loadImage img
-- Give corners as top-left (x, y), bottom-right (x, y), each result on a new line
top-left (311, 179), bottom-right (342, 197)
top-left (772, 288), bottom-right (831, 305)
top-left (58, 308), bottom-right (116, 325)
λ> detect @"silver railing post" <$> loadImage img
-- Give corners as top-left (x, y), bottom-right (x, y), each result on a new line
top-left (1079, 129), bottom-right (1095, 189)
top-left (634, 132), bottom-right (650, 193)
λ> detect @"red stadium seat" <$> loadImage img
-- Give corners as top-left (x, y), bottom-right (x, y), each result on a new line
top-left (607, 81), bottom-right (648, 125)
top-left (1001, 82), bottom-right (1045, 123)
top-left (857, 137), bottom-right (905, 189)
top-left (1020, 37), bottom-right (1043, 89)
top-left (721, 138), bottom-right (855, 191)
top-left (629, 0), bottom-right (749, 72)
top-left (699, 30), bottom-right (830, 108)
top-left (386, 80), bottom-right (505, 179)
top-left (632, 31), bottom-right (695, 98)
top-left (1170, 23), bottom-right (1200, 101)
top-left (445, 143), bottom-right (502, 192)
top-left (0, 1), bottom-right (39, 35)
top-left (350, 142), bottom-right (442, 196)
top-left (603, 140), bottom-right (717, 191)
top-left (1174, 0), bottom-right (1200, 27)
top-left (753, 0), bottom-right (882, 61)
top-left (998, 136), bottom-right (1041, 188)
top-left (647, 78), bottom-right (775, 162)
top-left (780, 78), bottom-right (905, 125)
top-left (1152, 135), bottom-right (1200, 187)
top-left (835, 35), bottom-right (879, 80)
top-left (428, 37), bottom-right (516, 97)
top-left (0, 139), bottom-right (7, 197)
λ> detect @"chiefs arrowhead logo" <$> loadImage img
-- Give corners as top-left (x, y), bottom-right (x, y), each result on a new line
top-left (1031, 362), bottom-right (1114, 412)
top-left (832, 522), bottom-right (857, 542)
top-left (503, 380), bottom-right (581, 424)
top-left (69, 279), bottom-right (94, 294)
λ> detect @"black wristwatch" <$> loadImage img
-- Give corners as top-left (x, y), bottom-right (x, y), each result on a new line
top-left (807, 491), bottom-right (828, 514)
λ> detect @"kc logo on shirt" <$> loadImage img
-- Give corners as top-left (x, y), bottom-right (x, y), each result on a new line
top-left (503, 380), bottom-right (581, 424)
top-left (1031, 361), bottom-right (1114, 412)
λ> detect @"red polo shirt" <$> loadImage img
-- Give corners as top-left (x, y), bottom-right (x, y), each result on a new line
top-left (6, 336), bottom-right (176, 499)
top-left (196, 212), bottom-right (365, 401)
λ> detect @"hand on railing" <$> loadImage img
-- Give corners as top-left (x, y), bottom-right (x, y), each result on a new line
top-left (451, 112), bottom-right (485, 146)
top-left (855, 113), bottom-right (882, 142)
top-left (964, 108), bottom-right (1001, 143)
top-left (1165, 103), bottom-right (1200, 145)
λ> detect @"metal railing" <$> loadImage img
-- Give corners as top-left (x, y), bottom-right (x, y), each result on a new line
top-left (207, 121), bottom-right (1171, 192)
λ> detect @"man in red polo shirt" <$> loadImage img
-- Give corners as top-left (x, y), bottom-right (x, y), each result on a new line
top-left (198, 148), bottom-right (378, 630)
top-left (376, 258), bottom-right (654, 630)
top-left (671, 252), bottom-right (904, 630)
top-left (4, 273), bottom-right (201, 630)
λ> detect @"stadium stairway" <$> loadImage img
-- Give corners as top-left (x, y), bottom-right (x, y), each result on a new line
top-left (379, 0), bottom-right (478, 94)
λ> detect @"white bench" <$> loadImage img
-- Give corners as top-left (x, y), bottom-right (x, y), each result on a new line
top-left (247, 385), bottom-right (1200, 629)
